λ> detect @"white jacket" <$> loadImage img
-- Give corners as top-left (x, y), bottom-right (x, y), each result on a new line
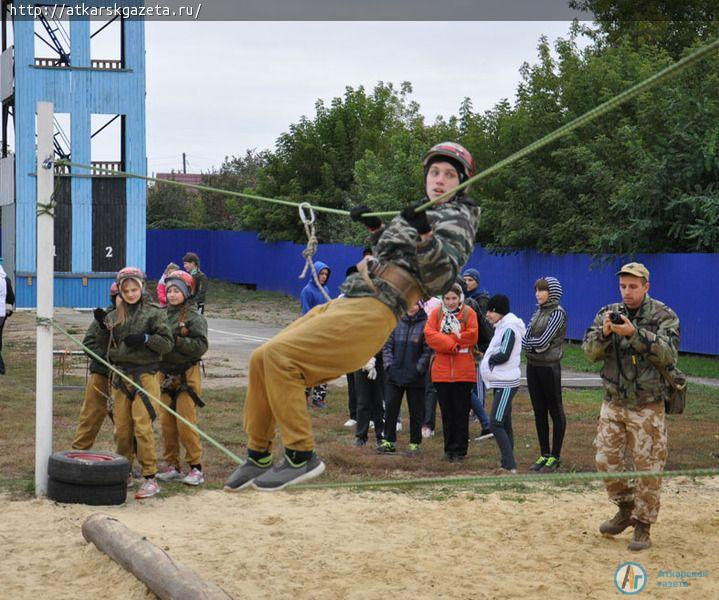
top-left (480, 312), bottom-right (526, 388)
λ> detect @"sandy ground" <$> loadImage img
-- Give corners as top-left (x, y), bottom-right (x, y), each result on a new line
top-left (1, 478), bottom-right (717, 599)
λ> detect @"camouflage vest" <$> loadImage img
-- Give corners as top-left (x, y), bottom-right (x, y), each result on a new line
top-left (592, 296), bottom-right (680, 407)
top-left (525, 302), bottom-right (567, 365)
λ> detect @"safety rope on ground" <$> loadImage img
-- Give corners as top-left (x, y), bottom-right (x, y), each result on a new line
top-left (55, 37), bottom-right (719, 223)
top-left (297, 467), bottom-right (719, 491)
top-left (297, 202), bottom-right (332, 302)
top-left (40, 317), bottom-right (246, 466)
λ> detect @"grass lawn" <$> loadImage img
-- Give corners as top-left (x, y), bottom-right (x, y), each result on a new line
top-left (557, 340), bottom-right (719, 378)
top-left (1, 336), bottom-right (717, 498)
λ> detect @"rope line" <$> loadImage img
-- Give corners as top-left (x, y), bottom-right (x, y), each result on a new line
top-left (54, 159), bottom-right (349, 216)
top-left (297, 467), bottom-right (719, 491)
top-left (42, 317), bottom-right (246, 466)
top-left (365, 37), bottom-right (719, 217)
top-left (54, 37), bottom-right (719, 223)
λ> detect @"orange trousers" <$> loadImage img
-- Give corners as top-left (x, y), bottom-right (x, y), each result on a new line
top-left (244, 297), bottom-right (397, 452)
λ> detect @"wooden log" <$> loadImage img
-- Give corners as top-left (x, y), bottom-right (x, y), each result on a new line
top-left (82, 513), bottom-right (234, 600)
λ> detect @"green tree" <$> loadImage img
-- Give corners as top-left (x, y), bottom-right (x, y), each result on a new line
top-left (146, 178), bottom-right (195, 229)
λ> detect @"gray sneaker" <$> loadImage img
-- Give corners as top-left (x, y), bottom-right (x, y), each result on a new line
top-left (223, 458), bottom-right (272, 493)
top-left (252, 453), bottom-right (325, 492)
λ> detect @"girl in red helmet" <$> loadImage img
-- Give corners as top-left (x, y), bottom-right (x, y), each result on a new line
top-left (106, 266), bottom-right (173, 499)
top-left (156, 270), bottom-right (209, 486)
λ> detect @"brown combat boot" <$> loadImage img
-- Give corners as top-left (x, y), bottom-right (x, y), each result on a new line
top-left (628, 521), bottom-right (652, 551)
top-left (599, 501), bottom-right (635, 535)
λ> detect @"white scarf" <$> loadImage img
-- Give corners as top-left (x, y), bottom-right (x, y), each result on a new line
top-left (440, 297), bottom-right (464, 335)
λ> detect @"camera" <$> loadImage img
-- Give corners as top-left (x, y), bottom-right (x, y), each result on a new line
top-left (609, 311), bottom-right (625, 325)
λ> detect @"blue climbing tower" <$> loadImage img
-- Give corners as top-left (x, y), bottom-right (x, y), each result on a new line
top-left (0, 1), bottom-right (146, 307)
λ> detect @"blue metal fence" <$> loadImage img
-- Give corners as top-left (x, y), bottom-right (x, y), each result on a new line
top-left (147, 230), bottom-right (717, 356)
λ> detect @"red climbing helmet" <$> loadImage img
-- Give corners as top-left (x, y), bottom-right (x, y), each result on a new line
top-left (116, 266), bottom-right (146, 288)
top-left (422, 142), bottom-right (475, 181)
top-left (165, 269), bottom-right (195, 297)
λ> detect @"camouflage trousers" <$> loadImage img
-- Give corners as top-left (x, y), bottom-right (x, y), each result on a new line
top-left (594, 400), bottom-right (668, 524)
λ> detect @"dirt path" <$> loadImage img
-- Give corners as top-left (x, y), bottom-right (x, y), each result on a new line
top-left (1, 478), bottom-right (717, 599)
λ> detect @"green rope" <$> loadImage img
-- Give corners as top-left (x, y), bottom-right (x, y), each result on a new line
top-left (365, 37), bottom-right (719, 217)
top-left (56, 37), bottom-right (719, 223)
top-left (41, 317), bottom-right (245, 466)
top-left (54, 160), bottom-right (349, 217)
top-left (297, 467), bottom-right (719, 491)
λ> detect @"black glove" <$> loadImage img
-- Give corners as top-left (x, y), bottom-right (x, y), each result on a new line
top-left (350, 205), bottom-right (382, 231)
top-left (93, 308), bottom-right (108, 330)
top-left (400, 203), bottom-right (431, 234)
top-left (124, 333), bottom-right (147, 348)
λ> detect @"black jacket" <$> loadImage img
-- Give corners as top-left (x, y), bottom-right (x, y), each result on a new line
top-left (382, 309), bottom-right (432, 387)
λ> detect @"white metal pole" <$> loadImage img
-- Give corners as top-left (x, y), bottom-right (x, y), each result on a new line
top-left (35, 101), bottom-right (54, 496)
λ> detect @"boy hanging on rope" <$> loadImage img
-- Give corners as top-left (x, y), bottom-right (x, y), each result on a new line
top-left (224, 142), bottom-right (480, 492)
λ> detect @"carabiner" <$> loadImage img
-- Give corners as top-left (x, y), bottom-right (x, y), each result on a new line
top-left (298, 202), bottom-right (316, 226)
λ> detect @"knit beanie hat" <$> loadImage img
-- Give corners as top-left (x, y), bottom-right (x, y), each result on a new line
top-left (165, 276), bottom-right (191, 300)
top-left (462, 268), bottom-right (481, 284)
top-left (487, 294), bottom-right (510, 316)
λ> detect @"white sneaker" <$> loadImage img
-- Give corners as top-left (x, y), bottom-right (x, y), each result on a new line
top-left (369, 421), bottom-right (375, 430)
top-left (344, 418), bottom-right (357, 427)
top-left (182, 468), bottom-right (205, 486)
top-left (135, 477), bottom-right (161, 499)
top-left (396, 422), bottom-right (403, 432)
top-left (421, 426), bottom-right (434, 439)
top-left (156, 466), bottom-right (184, 482)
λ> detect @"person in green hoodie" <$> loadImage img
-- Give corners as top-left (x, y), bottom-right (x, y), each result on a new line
top-left (156, 270), bottom-right (209, 487)
top-left (107, 267), bottom-right (173, 500)
top-left (183, 252), bottom-right (208, 314)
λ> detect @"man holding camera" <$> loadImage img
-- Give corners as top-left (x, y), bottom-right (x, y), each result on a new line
top-left (582, 262), bottom-right (680, 551)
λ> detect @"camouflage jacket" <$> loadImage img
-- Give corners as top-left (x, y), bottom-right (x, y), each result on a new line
top-left (582, 294), bottom-right (680, 407)
top-left (160, 303), bottom-right (209, 369)
top-left (191, 269), bottom-right (208, 305)
top-left (107, 300), bottom-right (173, 367)
top-left (82, 306), bottom-right (114, 376)
top-left (340, 196), bottom-right (480, 318)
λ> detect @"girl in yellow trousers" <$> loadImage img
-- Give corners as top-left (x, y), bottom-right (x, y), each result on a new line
top-left (156, 270), bottom-right (209, 486)
top-left (107, 267), bottom-right (173, 499)
top-left (71, 282), bottom-right (119, 450)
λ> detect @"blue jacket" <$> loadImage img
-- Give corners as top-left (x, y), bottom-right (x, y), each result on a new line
top-left (382, 309), bottom-right (431, 388)
top-left (300, 260), bottom-right (331, 314)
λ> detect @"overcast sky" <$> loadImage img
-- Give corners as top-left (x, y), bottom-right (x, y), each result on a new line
top-left (144, 21), bottom-right (587, 175)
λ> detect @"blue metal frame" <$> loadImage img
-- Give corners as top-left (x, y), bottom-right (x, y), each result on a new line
top-left (12, 1), bottom-right (145, 302)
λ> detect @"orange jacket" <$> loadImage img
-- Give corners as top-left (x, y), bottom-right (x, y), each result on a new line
top-left (424, 305), bottom-right (478, 383)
